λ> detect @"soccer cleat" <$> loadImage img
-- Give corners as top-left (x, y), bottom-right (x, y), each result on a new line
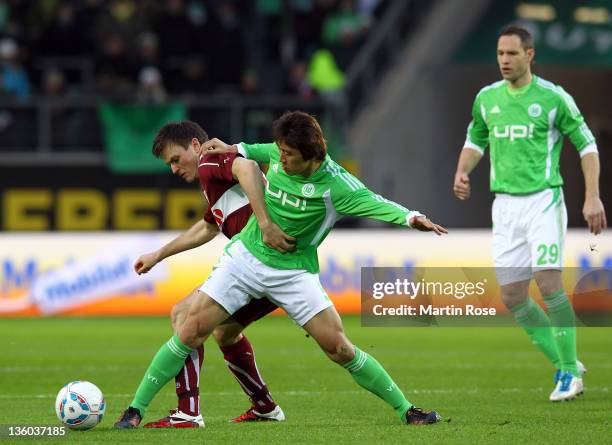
top-left (549, 371), bottom-right (584, 402)
top-left (404, 406), bottom-right (442, 425)
top-left (143, 409), bottom-right (205, 428)
top-left (554, 359), bottom-right (587, 384)
top-left (231, 405), bottom-right (285, 423)
top-left (114, 406), bottom-right (142, 429)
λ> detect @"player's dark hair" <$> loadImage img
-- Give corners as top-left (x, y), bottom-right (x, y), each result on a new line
top-left (272, 111), bottom-right (327, 161)
top-left (152, 121), bottom-right (209, 158)
top-left (499, 24), bottom-right (534, 50)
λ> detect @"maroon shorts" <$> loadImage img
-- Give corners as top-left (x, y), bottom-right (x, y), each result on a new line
top-left (231, 298), bottom-right (279, 327)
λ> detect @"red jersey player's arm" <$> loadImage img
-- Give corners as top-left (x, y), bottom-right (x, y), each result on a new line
top-left (134, 220), bottom-right (220, 275)
top-left (231, 157), bottom-right (296, 253)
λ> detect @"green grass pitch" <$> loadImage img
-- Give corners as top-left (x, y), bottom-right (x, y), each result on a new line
top-left (1, 316), bottom-right (610, 444)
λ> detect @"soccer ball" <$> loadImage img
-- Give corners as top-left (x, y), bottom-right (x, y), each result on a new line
top-left (55, 381), bottom-right (105, 430)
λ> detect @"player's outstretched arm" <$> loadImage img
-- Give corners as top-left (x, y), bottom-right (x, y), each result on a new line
top-left (134, 220), bottom-right (220, 275)
top-left (231, 157), bottom-right (296, 253)
top-left (333, 183), bottom-right (448, 236)
top-left (453, 148), bottom-right (483, 200)
top-left (581, 152), bottom-right (607, 235)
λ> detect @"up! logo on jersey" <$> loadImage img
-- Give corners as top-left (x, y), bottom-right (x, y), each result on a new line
top-left (493, 124), bottom-right (535, 141)
top-left (266, 182), bottom-right (307, 211)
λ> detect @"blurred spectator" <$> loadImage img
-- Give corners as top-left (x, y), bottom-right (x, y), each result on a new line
top-left (95, 0), bottom-right (150, 57)
top-left (135, 31), bottom-right (161, 69)
top-left (288, 0), bottom-right (331, 61)
top-left (0, 0), bottom-right (386, 98)
top-left (41, 66), bottom-right (66, 96)
top-left (165, 56), bottom-right (210, 94)
top-left (204, 0), bottom-right (245, 90)
top-left (307, 48), bottom-right (345, 97)
top-left (36, 2), bottom-right (85, 56)
top-left (74, 0), bottom-right (105, 55)
top-left (1, 0), bottom-right (28, 40)
top-left (0, 37), bottom-right (30, 102)
top-left (154, 0), bottom-right (200, 58)
top-left (284, 60), bottom-right (315, 100)
top-left (136, 66), bottom-right (167, 104)
top-left (94, 33), bottom-right (135, 95)
top-left (322, 0), bottom-right (371, 69)
top-left (241, 68), bottom-right (260, 94)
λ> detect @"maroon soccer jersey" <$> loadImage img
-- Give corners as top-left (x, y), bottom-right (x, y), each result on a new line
top-left (197, 151), bottom-right (278, 327)
top-left (198, 152), bottom-right (253, 239)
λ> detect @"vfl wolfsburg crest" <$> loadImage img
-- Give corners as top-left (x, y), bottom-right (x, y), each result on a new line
top-left (528, 103), bottom-right (542, 118)
top-left (301, 183), bottom-right (315, 197)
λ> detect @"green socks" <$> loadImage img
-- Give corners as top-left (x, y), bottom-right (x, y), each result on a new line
top-left (543, 290), bottom-right (579, 377)
top-left (130, 336), bottom-right (193, 415)
top-left (343, 347), bottom-right (412, 421)
top-left (510, 297), bottom-right (561, 368)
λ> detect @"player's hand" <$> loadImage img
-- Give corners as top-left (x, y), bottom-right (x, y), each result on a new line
top-left (134, 252), bottom-right (160, 275)
top-left (410, 216), bottom-right (448, 236)
top-left (583, 195), bottom-right (607, 235)
top-left (453, 172), bottom-right (471, 200)
top-left (261, 222), bottom-right (297, 253)
top-left (196, 138), bottom-right (237, 157)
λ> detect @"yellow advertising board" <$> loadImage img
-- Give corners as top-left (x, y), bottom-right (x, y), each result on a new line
top-left (0, 230), bottom-right (609, 316)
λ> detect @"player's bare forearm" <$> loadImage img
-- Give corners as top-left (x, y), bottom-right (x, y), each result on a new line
top-left (232, 157), bottom-right (296, 252)
top-left (581, 152), bottom-right (600, 199)
top-left (456, 147), bottom-right (483, 175)
top-left (454, 148), bottom-right (483, 200)
top-left (135, 220), bottom-right (219, 274)
top-left (158, 219), bottom-right (220, 261)
top-left (580, 152), bottom-right (607, 234)
top-left (232, 158), bottom-right (271, 228)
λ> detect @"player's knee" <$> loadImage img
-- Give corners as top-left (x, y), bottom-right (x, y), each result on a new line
top-left (170, 303), bottom-right (185, 331)
top-left (177, 321), bottom-right (198, 348)
top-left (178, 315), bottom-right (210, 349)
top-left (535, 277), bottom-right (563, 297)
top-left (325, 336), bottom-right (355, 364)
top-left (500, 283), bottom-right (528, 308)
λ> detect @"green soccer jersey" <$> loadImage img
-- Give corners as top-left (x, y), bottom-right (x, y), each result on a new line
top-left (233, 142), bottom-right (423, 272)
top-left (465, 75), bottom-right (597, 194)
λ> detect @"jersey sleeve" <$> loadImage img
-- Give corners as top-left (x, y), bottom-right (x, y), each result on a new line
top-left (203, 208), bottom-right (215, 225)
top-left (332, 174), bottom-right (424, 228)
top-left (198, 152), bottom-right (237, 183)
top-left (464, 94), bottom-right (489, 154)
top-left (237, 142), bottom-right (277, 164)
top-left (554, 88), bottom-right (598, 157)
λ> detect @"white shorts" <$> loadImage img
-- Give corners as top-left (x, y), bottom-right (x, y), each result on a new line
top-left (199, 240), bottom-right (333, 326)
top-left (492, 188), bottom-right (567, 286)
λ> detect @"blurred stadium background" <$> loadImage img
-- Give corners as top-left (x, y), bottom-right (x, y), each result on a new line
top-left (0, 0), bottom-right (610, 441)
top-left (0, 0), bottom-right (609, 315)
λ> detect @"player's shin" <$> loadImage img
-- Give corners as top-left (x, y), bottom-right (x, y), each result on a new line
top-left (175, 345), bottom-right (204, 416)
top-left (543, 291), bottom-right (579, 376)
top-left (130, 335), bottom-right (194, 416)
top-left (342, 347), bottom-right (412, 421)
top-left (509, 297), bottom-right (561, 368)
top-left (221, 335), bottom-right (277, 413)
